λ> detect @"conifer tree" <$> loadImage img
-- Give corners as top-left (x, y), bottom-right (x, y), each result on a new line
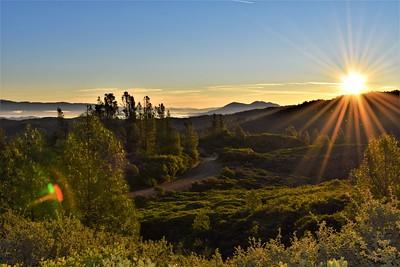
top-left (183, 121), bottom-right (199, 163)
top-left (157, 116), bottom-right (182, 155)
top-left (121, 91), bottom-right (136, 121)
top-left (103, 93), bottom-right (118, 119)
top-left (94, 96), bottom-right (105, 118)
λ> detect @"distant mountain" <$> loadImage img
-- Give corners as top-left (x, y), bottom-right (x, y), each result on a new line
top-left (0, 99), bottom-right (90, 110)
top-left (1, 91), bottom-right (399, 144)
top-left (0, 99), bottom-right (216, 119)
top-left (204, 101), bottom-right (280, 115)
top-left (0, 99), bottom-right (279, 119)
top-left (0, 99), bottom-right (91, 119)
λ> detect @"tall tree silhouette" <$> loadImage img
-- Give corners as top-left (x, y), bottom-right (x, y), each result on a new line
top-left (121, 91), bottom-right (136, 121)
top-left (143, 96), bottom-right (154, 119)
top-left (94, 96), bottom-right (105, 118)
top-left (156, 103), bottom-right (166, 119)
top-left (56, 107), bottom-right (68, 140)
top-left (103, 93), bottom-right (118, 119)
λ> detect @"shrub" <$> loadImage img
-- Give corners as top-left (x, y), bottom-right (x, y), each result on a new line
top-left (192, 210), bottom-right (211, 232)
top-left (352, 134), bottom-right (400, 198)
top-left (140, 155), bottom-right (190, 185)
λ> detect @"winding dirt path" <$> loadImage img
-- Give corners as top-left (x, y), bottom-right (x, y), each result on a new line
top-left (129, 155), bottom-right (221, 198)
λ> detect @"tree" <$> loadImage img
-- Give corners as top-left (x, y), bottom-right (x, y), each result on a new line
top-left (103, 93), bottom-right (118, 119)
top-left (156, 103), bottom-right (166, 119)
top-left (234, 126), bottom-right (246, 141)
top-left (183, 121), bottom-right (199, 163)
top-left (157, 117), bottom-right (182, 156)
top-left (211, 114), bottom-right (226, 135)
top-left (352, 135), bottom-right (400, 199)
top-left (94, 96), bottom-right (105, 118)
top-left (0, 128), bottom-right (5, 151)
top-left (143, 96), bottom-right (154, 119)
top-left (285, 126), bottom-right (298, 138)
top-left (138, 118), bottom-right (157, 155)
top-left (0, 125), bottom-right (53, 218)
top-left (56, 107), bottom-right (68, 140)
top-left (136, 102), bottom-right (143, 120)
top-left (62, 116), bottom-right (139, 235)
top-left (301, 130), bottom-right (311, 145)
top-left (121, 91), bottom-right (136, 121)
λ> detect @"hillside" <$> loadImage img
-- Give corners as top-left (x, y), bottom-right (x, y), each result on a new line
top-left (1, 91), bottom-right (399, 143)
top-left (203, 101), bottom-right (279, 115)
top-left (168, 91), bottom-right (400, 142)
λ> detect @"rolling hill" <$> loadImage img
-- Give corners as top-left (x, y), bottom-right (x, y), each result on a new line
top-left (204, 101), bottom-right (279, 115)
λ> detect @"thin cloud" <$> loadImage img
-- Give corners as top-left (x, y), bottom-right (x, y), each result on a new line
top-left (247, 89), bottom-right (339, 96)
top-left (205, 81), bottom-right (341, 91)
top-left (77, 87), bottom-right (164, 93)
top-left (77, 88), bottom-right (120, 92)
top-left (231, 0), bottom-right (255, 4)
top-left (167, 90), bottom-right (201, 94)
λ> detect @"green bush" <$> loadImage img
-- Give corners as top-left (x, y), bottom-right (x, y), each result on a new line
top-left (140, 155), bottom-right (190, 185)
top-left (352, 134), bottom-right (400, 198)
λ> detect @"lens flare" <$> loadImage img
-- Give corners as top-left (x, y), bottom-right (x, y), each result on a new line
top-left (33, 183), bottom-right (64, 205)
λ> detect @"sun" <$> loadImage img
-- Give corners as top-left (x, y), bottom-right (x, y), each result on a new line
top-left (340, 72), bottom-right (367, 95)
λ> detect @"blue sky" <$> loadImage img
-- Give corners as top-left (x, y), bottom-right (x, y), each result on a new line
top-left (1, 0), bottom-right (399, 107)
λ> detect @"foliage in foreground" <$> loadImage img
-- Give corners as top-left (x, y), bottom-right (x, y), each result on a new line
top-left (2, 190), bottom-right (398, 266)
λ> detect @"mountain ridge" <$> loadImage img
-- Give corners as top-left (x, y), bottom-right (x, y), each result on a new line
top-left (204, 100), bottom-right (279, 115)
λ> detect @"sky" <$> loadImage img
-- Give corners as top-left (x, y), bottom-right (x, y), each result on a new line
top-left (1, 0), bottom-right (399, 108)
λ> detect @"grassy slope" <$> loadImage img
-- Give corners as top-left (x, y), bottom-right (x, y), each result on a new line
top-left (138, 180), bottom-right (350, 256)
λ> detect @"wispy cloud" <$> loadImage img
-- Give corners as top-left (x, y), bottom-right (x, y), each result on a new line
top-left (167, 90), bottom-right (201, 95)
top-left (231, 0), bottom-right (255, 4)
top-left (77, 88), bottom-right (120, 93)
top-left (77, 87), bottom-right (164, 93)
top-left (246, 89), bottom-right (339, 96)
top-left (205, 81), bottom-right (340, 91)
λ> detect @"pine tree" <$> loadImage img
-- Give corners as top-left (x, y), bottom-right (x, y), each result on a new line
top-left (157, 117), bottom-right (182, 155)
top-left (56, 107), bottom-right (68, 140)
top-left (121, 91), bottom-right (136, 121)
top-left (211, 114), bottom-right (226, 135)
top-left (183, 121), bottom-right (199, 163)
top-left (156, 103), bottom-right (166, 119)
top-left (103, 93), bottom-right (118, 119)
top-left (143, 96), bottom-right (154, 119)
top-left (94, 96), bottom-right (105, 118)
top-left (137, 118), bottom-right (156, 155)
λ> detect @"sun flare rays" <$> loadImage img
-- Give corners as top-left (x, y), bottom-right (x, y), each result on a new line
top-left (292, 91), bottom-right (399, 180)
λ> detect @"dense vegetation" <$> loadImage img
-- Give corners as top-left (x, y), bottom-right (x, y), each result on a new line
top-left (1, 91), bottom-right (400, 266)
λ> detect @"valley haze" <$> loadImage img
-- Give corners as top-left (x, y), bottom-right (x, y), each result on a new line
top-left (0, 99), bottom-right (279, 119)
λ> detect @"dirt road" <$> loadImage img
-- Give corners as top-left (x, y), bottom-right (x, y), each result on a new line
top-left (130, 155), bottom-right (221, 197)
